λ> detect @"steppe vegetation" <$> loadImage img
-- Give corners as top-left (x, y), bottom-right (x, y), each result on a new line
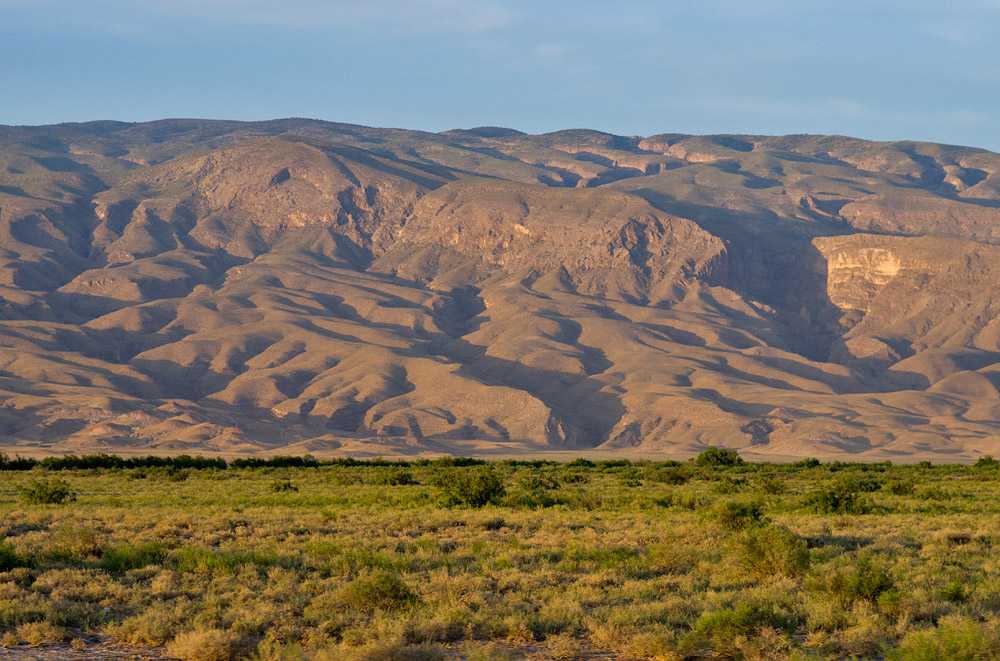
top-left (2, 451), bottom-right (1000, 659)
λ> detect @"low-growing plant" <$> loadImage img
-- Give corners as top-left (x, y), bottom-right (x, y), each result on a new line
top-left (373, 468), bottom-right (417, 486)
top-left (270, 478), bottom-right (299, 493)
top-left (974, 455), bottom-right (999, 469)
top-left (504, 472), bottom-right (561, 508)
top-left (695, 447), bottom-right (745, 468)
top-left (804, 478), bottom-right (873, 514)
top-left (884, 479), bottom-right (915, 496)
top-left (433, 466), bottom-right (505, 507)
top-left (14, 621), bottom-right (65, 646)
top-left (711, 499), bottom-right (767, 531)
top-left (711, 476), bottom-right (748, 494)
top-left (645, 465), bottom-right (691, 485)
top-left (100, 542), bottom-right (167, 573)
top-left (657, 490), bottom-right (708, 510)
top-left (680, 599), bottom-right (796, 657)
top-left (338, 570), bottom-right (418, 613)
top-left (889, 616), bottom-right (1000, 660)
top-left (171, 547), bottom-right (283, 574)
top-left (756, 475), bottom-right (786, 495)
top-left (166, 627), bottom-right (241, 661)
top-left (0, 542), bottom-right (26, 571)
top-left (18, 477), bottom-right (77, 504)
top-left (938, 579), bottom-right (968, 604)
top-left (810, 553), bottom-right (895, 607)
top-left (733, 524), bottom-right (810, 578)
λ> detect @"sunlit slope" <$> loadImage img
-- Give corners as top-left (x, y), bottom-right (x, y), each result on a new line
top-left (1, 119), bottom-right (999, 459)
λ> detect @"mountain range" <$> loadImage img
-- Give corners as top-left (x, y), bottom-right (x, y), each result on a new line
top-left (2, 118), bottom-right (1000, 460)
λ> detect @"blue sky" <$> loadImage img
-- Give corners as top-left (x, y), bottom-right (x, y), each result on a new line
top-left (2, 0), bottom-right (999, 150)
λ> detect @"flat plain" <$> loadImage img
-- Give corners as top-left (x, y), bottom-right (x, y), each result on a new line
top-left (2, 453), bottom-right (1000, 659)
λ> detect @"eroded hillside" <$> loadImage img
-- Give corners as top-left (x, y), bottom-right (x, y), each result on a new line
top-left (1, 119), bottom-right (1000, 459)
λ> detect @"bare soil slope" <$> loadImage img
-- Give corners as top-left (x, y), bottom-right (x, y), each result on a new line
top-left (2, 120), bottom-right (1000, 459)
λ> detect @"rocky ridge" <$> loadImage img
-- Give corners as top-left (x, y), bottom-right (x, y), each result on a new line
top-left (1, 119), bottom-right (1000, 459)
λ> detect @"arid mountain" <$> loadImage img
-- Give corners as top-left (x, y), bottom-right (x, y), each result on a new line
top-left (2, 119), bottom-right (1000, 460)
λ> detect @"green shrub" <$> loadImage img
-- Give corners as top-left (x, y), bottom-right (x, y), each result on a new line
top-left (100, 542), bottom-right (167, 573)
top-left (270, 478), bottom-right (298, 493)
top-left (811, 553), bottom-right (895, 607)
top-left (734, 525), bottom-right (810, 578)
top-left (884, 479), bottom-right (915, 496)
top-left (756, 476), bottom-right (786, 495)
top-left (433, 467), bottom-right (505, 507)
top-left (504, 472), bottom-right (561, 508)
top-left (974, 455), bottom-right (999, 469)
top-left (657, 490), bottom-right (708, 510)
top-left (373, 468), bottom-right (417, 486)
top-left (338, 571), bottom-right (418, 613)
top-left (711, 499), bottom-right (766, 531)
top-left (172, 547), bottom-right (282, 574)
top-left (804, 478), bottom-right (873, 514)
top-left (794, 458), bottom-right (821, 468)
top-left (711, 476), bottom-right (749, 495)
top-left (680, 599), bottom-right (796, 656)
top-left (889, 617), bottom-right (1000, 661)
top-left (0, 543), bottom-right (26, 571)
top-left (646, 466), bottom-right (691, 485)
top-left (694, 447), bottom-right (745, 468)
top-left (18, 478), bottom-right (77, 504)
top-left (938, 579), bottom-right (968, 604)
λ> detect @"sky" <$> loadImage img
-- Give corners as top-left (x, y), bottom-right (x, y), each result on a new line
top-left (2, 0), bottom-right (999, 150)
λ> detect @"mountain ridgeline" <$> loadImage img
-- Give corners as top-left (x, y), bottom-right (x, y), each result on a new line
top-left (2, 118), bottom-right (1000, 460)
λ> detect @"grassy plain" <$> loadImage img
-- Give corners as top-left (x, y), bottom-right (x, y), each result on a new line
top-left (2, 453), bottom-right (1000, 659)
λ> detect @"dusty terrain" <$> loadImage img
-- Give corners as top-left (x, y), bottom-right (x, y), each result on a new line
top-left (2, 119), bottom-right (1000, 460)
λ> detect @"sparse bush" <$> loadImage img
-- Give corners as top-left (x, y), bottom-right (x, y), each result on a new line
top-left (711, 499), bottom-right (767, 531)
top-left (794, 457), bottom-right (821, 468)
top-left (657, 490), bottom-right (708, 510)
top-left (433, 466), bottom-right (505, 507)
top-left (756, 476), bottom-right (786, 495)
top-left (165, 467), bottom-right (190, 482)
top-left (884, 479), bottom-right (915, 496)
top-left (0, 543), bottom-right (25, 571)
top-left (734, 525), bottom-right (810, 578)
top-left (804, 478), bottom-right (873, 514)
top-left (15, 620), bottom-right (65, 646)
top-left (680, 599), bottom-right (796, 656)
top-left (338, 571), bottom-right (418, 613)
top-left (889, 616), bottom-right (1000, 661)
top-left (646, 465), bottom-right (691, 485)
top-left (270, 478), bottom-right (298, 493)
top-left (711, 476), bottom-right (748, 494)
top-left (166, 627), bottom-right (241, 661)
top-left (811, 553), bottom-right (895, 607)
top-left (100, 542), bottom-right (166, 573)
top-left (171, 547), bottom-right (282, 574)
top-left (18, 478), bottom-right (76, 504)
top-left (566, 458), bottom-right (595, 468)
top-left (938, 579), bottom-right (968, 604)
top-left (355, 642), bottom-right (447, 661)
top-left (374, 468), bottom-right (417, 486)
top-left (504, 472), bottom-right (561, 508)
top-left (695, 447), bottom-right (745, 468)
top-left (974, 455), bottom-right (999, 469)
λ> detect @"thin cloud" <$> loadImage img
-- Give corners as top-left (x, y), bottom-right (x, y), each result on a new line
top-left (2, 0), bottom-right (517, 33)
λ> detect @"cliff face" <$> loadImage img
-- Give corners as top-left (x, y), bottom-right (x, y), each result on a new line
top-left (2, 119), bottom-right (1000, 459)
